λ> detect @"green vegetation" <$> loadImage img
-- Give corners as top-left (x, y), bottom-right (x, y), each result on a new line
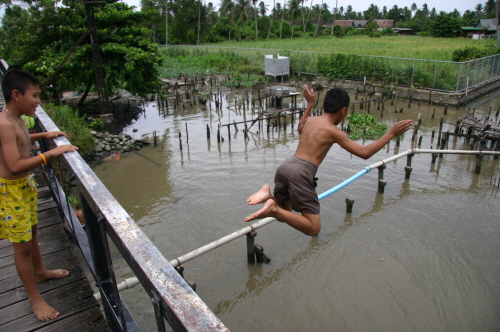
top-left (43, 104), bottom-right (95, 157)
top-left (452, 46), bottom-right (500, 61)
top-left (159, 47), bottom-right (265, 88)
top-left (210, 36), bottom-right (496, 61)
top-left (0, 1), bottom-right (162, 104)
top-left (346, 113), bottom-right (389, 140)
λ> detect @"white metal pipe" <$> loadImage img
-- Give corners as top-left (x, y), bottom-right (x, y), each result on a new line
top-left (414, 149), bottom-right (500, 155)
top-left (95, 147), bottom-right (500, 300)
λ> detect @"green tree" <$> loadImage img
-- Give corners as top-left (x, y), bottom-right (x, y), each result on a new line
top-left (219, 0), bottom-right (236, 41)
top-left (485, 0), bottom-right (497, 18)
top-left (364, 4), bottom-right (380, 20)
top-left (234, 0), bottom-right (252, 41)
top-left (0, 0), bottom-right (162, 104)
top-left (287, 0), bottom-right (301, 39)
top-left (430, 14), bottom-right (461, 37)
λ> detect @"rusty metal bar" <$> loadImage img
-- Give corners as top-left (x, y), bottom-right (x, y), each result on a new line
top-left (35, 106), bottom-right (228, 331)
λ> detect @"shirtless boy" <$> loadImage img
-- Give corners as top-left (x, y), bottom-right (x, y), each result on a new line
top-left (245, 85), bottom-right (412, 236)
top-left (0, 68), bottom-right (78, 321)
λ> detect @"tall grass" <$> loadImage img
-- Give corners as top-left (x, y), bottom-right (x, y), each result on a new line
top-left (210, 35), bottom-right (497, 61)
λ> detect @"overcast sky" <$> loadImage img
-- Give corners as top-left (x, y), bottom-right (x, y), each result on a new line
top-left (0, 0), bottom-right (481, 23)
top-left (121, 0), bottom-right (477, 15)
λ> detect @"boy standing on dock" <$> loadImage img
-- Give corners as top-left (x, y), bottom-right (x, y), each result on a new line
top-left (245, 85), bottom-right (412, 235)
top-left (0, 68), bottom-right (78, 321)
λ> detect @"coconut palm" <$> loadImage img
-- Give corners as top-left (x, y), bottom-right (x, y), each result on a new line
top-left (252, 0), bottom-right (259, 40)
top-left (266, 0), bottom-right (275, 40)
top-left (288, 0), bottom-right (301, 39)
top-left (219, 0), bottom-right (235, 41)
top-left (259, 0), bottom-right (268, 16)
top-left (280, 0), bottom-right (286, 39)
top-left (234, 0), bottom-right (252, 42)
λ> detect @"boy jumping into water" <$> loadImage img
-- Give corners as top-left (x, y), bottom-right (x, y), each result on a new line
top-left (245, 85), bottom-right (412, 236)
top-left (0, 67), bottom-right (78, 321)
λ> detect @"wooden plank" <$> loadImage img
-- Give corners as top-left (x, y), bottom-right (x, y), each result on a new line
top-left (0, 283), bottom-right (101, 331)
top-left (0, 231), bottom-right (71, 269)
top-left (0, 265), bottom-right (87, 309)
top-left (0, 247), bottom-right (78, 284)
top-left (36, 308), bottom-right (109, 332)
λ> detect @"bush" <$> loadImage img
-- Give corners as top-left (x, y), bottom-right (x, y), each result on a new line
top-left (452, 46), bottom-right (500, 62)
top-left (381, 28), bottom-right (397, 36)
top-left (346, 113), bottom-right (389, 140)
top-left (43, 104), bottom-right (95, 157)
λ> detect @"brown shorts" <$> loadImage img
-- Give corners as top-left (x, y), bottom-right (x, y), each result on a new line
top-left (274, 156), bottom-right (319, 215)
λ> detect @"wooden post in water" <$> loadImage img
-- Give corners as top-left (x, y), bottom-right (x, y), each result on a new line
top-left (254, 245), bottom-right (270, 263)
top-left (475, 154), bottom-right (483, 174)
top-left (378, 165), bottom-right (387, 194)
top-left (405, 153), bottom-right (414, 179)
top-left (185, 123), bottom-right (189, 143)
top-left (217, 126), bottom-right (220, 143)
top-left (153, 131), bottom-right (157, 147)
top-left (345, 198), bottom-right (354, 213)
top-left (246, 231), bottom-right (256, 264)
top-left (179, 132), bottom-right (182, 150)
top-left (206, 124), bottom-right (210, 140)
top-left (431, 153), bottom-right (438, 164)
top-left (418, 135), bottom-right (423, 147)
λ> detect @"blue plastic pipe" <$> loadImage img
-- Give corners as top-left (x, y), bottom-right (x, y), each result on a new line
top-left (317, 166), bottom-right (372, 201)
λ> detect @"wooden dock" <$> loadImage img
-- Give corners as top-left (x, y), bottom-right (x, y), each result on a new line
top-left (0, 170), bottom-right (110, 331)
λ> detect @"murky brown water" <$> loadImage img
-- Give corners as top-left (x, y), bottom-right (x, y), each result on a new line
top-left (93, 88), bottom-right (500, 331)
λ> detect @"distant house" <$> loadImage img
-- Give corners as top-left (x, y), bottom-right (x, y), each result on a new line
top-left (353, 20), bottom-right (368, 29)
top-left (312, 18), bottom-right (333, 28)
top-left (373, 19), bottom-right (395, 30)
top-left (289, 20), bottom-right (301, 27)
top-left (332, 20), bottom-right (354, 28)
top-left (461, 19), bottom-right (498, 38)
top-left (395, 28), bottom-right (413, 35)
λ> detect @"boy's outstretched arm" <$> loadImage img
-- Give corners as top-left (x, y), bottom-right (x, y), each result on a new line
top-left (298, 85), bottom-right (315, 134)
top-left (30, 131), bottom-right (68, 143)
top-left (336, 119), bottom-right (413, 160)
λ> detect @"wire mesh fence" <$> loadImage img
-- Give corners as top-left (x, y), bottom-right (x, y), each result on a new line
top-left (161, 45), bottom-right (500, 93)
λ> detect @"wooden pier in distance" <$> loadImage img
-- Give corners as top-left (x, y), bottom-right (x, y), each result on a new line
top-left (0, 170), bottom-right (109, 332)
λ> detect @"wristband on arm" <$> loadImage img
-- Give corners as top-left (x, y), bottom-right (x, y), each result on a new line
top-left (39, 153), bottom-right (47, 165)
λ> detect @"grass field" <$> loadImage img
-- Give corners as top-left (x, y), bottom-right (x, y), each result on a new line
top-left (161, 35), bottom-right (499, 91)
top-left (209, 35), bottom-right (497, 61)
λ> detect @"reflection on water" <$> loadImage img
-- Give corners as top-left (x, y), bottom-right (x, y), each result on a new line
top-left (93, 88), bottom-right (500, 331)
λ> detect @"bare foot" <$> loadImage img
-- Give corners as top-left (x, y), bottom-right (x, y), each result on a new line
top-left (245, 199), bottom-right (277, 222)
top-left (247, 184), bottom-right (272, 205)
top-left (35, 269), bottom-right (69, 283)
top-left (30, 297), bottom-right (60, 321)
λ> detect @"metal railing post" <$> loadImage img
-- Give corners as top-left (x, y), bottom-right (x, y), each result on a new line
top-left (82, 196), bottom-right (127, 331)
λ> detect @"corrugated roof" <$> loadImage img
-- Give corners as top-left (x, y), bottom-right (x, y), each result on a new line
top-left (333, 20), bottom-right (354, 28)
top-left (373, 19), bottom-right (395, 28)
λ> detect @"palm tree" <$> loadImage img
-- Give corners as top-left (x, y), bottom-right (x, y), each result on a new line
top-left (266, 0), bottom-right (275, 40)
top-left (314, 0), bottom-right (323, 38)
top-left (411, 3), bottom-right (417, 17)
top-left (280, 0), bottom-right (286, 39)
top-left (288, 0), bottom-right (301, 39)
top-left (330, 0), bottom-right (338, 36)
top-left (345, 5), bottom-right (352, 19)
top-left (252, 0), bottom-right (259, 40)
top-left (259, 0), bottom-right (268, 16)
top-left (220, 0), bottom-right (235, 41)
top-left (234, 0), bottom-right (252, 42)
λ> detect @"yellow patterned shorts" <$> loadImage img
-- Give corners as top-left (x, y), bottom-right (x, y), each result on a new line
top-left (0, 174), bottom-right (38, 243)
